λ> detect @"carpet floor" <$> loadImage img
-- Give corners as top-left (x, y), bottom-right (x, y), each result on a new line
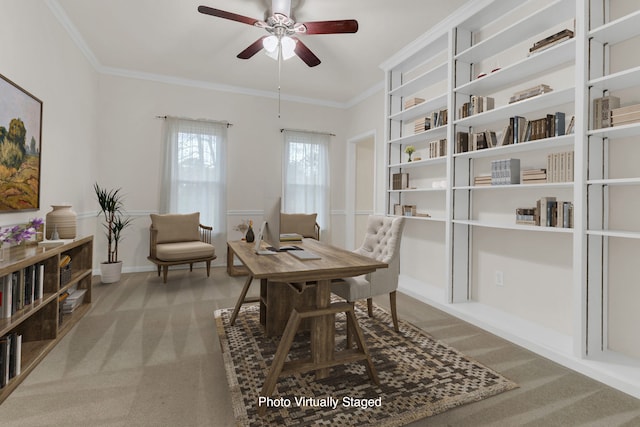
top-left (216, 301), bottom-right (518, 426)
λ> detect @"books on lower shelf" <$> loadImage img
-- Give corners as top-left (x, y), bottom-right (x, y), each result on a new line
top-left (62, 288), bottom-right (86, 314)
top-left (491, 158), bottom-right (520, 185)
top-left (0, 332), bottom-right (21, 389)
top-left (0, 263), bottom-right (45, 319)
top-left (516, 198), bottom-right (574, 228)
top-left (593, 96), bottom-right (620, 129)
top-left (611, 103), bottom-right (640, 126)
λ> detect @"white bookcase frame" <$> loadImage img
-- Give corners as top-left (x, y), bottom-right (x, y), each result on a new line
top-left (381, 0), bottom-right (640, 398)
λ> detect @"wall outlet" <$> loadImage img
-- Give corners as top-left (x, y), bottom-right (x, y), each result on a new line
top-left (495, 270), bottom-right (504, 286)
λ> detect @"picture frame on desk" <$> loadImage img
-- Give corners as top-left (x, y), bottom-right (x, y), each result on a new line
top-left (0, 73), bottom-right (43, 212)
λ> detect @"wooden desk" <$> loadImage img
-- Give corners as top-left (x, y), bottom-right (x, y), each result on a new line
top-left (226, 239), bottom-right (387, 414)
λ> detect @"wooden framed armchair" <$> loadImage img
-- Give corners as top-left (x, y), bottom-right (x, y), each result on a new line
top-left (148, 212), bottom-right (216, 283)
top-left (280, 213), bottom-right (320, 240)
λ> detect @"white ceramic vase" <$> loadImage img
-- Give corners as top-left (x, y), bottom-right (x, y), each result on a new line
top-left (45, 205), bottom-right (77, 239)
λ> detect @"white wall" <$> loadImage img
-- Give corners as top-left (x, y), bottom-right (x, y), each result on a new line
top-left (95, 74), bottom-right (351, 270)
top-left (0, 0), bottom-right (98, 239)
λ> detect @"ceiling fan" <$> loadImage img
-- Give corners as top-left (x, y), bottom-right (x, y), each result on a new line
top-left (197, 0), bottom-right (358, 67)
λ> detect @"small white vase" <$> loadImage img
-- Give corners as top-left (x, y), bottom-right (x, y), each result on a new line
top-left (100, 261), bottom-right (123, 283)
top-left (46, 205), bottom-right (77, 239)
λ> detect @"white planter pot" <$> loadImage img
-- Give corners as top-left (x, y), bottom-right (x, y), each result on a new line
top-left (100, 261), bottom-right (123, 283)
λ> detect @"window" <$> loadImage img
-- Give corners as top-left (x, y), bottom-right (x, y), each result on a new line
top-left (282, 130), bottom-right (330, 230)
top-left (161, 117), bottom-right (227, 249)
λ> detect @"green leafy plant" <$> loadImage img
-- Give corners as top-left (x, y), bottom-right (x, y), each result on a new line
top-left (94, 183), bottom-right (133, 263)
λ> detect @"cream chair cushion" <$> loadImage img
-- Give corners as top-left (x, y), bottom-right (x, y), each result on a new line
top-left (155, 241), bottom-right (215, 261)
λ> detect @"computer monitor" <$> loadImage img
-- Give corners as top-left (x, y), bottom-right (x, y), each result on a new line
top-left (262, 196), bottom-right (281, 251)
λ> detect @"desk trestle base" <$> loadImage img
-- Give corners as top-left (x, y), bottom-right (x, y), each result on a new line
top-left (258, 302), bottom-right (379, 416)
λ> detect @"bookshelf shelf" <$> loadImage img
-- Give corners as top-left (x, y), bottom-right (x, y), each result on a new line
top-left (0, 236), bottom-right (93, 403)
top-left (454, 182), bottom-right (573, 191)
top-left (455, 40), bottom-right (576, 95)
top-left (454, 87), bottom-right (574, 128)
top-left (388, 157), bottom-right (446, 169)
top-left (390, 62), bottom-right (448, 98)
top-left (452, 219), bottom-right (573, 233)
top-left (389, 126), bottom-right (448, 145)
top-left (453, 134), bottom-right (575, 159)
top-left (587, 229), bottom-right (640, 240)
top-left (588, 66), bottom-right (640, 93)
top-left (455, 0), bottom-right (574, 64)
top-left (388, 93), bottom-right (447, 123)
top-left (589, 9), bottom-right (640, 44)
top-left (388, 187), bottom-right (446, 194)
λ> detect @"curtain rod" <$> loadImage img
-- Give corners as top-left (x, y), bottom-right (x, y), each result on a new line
top-left (156, 115), bottom-right (233, 127)
top-left (280, 128), bottom-right (335, 137)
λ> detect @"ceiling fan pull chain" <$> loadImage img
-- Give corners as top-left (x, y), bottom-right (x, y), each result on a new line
top-left (278, 44), bottom-right (282, 118)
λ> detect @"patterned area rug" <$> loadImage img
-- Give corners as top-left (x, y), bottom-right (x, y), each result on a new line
top-left (215, 301), bottom-right (517, 426)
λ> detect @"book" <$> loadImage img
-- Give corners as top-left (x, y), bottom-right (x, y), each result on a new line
top-left (456, 131), bottom-right (469, 153)
top-left (593, 96), bottom-right (620, 129)
top-left (491, 158), bottom-right (520, 185)
top-left (530, 29), bottom-right (574, 51)
top-left (537, 197), bottom-right (557, 227)
top-left (392, 173), bottom-right (409, 190)
top-left (280, 233), bottom-right (303, 242)
top-left (566, 115), bottom-right (575, 134)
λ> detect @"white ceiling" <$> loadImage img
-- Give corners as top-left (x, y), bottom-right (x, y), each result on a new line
top-left (52, 0), bottom-right (469, 106)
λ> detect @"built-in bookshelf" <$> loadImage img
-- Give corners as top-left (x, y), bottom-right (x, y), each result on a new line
top-left (0, 236), bottom-right (93, 403)
top-left (381, 0), bottom-right (640, 398)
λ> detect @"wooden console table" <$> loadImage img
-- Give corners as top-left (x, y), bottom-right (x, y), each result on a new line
top-left (226, 239), bottom-right (387, 415)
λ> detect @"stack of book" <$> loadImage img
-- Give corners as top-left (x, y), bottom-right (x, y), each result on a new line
top-left (593, 96), bottom-right (620, 129)
top-left (458, 96), bottom-right (495, 118)
top-left (509, 84), bottom-right (552, 104)
top-left (515, 208), bottom-right (536, 225)
top-left (62, 288), bottom-right (87, 314)
top-left (529, 29), bottom-right (574, 54)
top-left (474, 175), bottom-right (492, 186)
top-left (522, 168), bottom-right (547, 184)
top-left (611, 104), bottom-right (640, 127)
top-left (428, 139), bottom-right (447, 158)
top-left (414, 117), bottom-right (431, 133)
top-left (491, 158), bottom-right (520, 185)
top-left (404, 97), bottom-right (424, 110)
top-left (546, 151), bottom-right (574, 182)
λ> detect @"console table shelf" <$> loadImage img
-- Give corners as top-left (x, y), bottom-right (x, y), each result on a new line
top-left (0, 236), bottom-right (93, 403)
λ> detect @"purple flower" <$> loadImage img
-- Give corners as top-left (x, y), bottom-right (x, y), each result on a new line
top-left (0, 218), bottom-right (44, 246)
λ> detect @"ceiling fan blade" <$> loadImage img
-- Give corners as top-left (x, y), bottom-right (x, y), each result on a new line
top-left (197, 5), bottom-right (260, 26)
top-left (300, 19), bottom-right (359, 35)
top-left (292, 37), bottom-right (321, 67)
top-left (237, 37), bottom-right (268, 59)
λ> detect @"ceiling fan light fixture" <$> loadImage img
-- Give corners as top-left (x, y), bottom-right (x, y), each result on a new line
top-left (281, 36), bottom-right (296, 60)
top-left (263, 35), bottom-right (279, 53)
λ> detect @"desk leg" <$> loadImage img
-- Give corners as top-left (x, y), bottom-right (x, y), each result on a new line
top-left (229, 275), bottom-right (254, 326)
top-left (312, 279), bottom-right (334, 380)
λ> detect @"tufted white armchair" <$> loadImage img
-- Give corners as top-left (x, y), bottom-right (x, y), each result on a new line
top-left (332, 215), bottom-right (405, 332)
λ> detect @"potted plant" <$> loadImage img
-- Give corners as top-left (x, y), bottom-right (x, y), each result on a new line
top-left (94, 183), bottom-right (133, 283)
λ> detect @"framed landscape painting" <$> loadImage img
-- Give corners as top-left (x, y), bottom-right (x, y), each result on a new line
top-left (0, 73), bottom-right (42, 212)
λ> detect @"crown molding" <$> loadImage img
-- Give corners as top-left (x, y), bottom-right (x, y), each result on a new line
top-left (45, 0), bottom-right (381, 111)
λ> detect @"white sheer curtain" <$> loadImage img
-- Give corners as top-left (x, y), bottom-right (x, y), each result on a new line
top-left (160, 117), bottom-right (227, 250)
top-left (282, 130), bottom-right (330, 231)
